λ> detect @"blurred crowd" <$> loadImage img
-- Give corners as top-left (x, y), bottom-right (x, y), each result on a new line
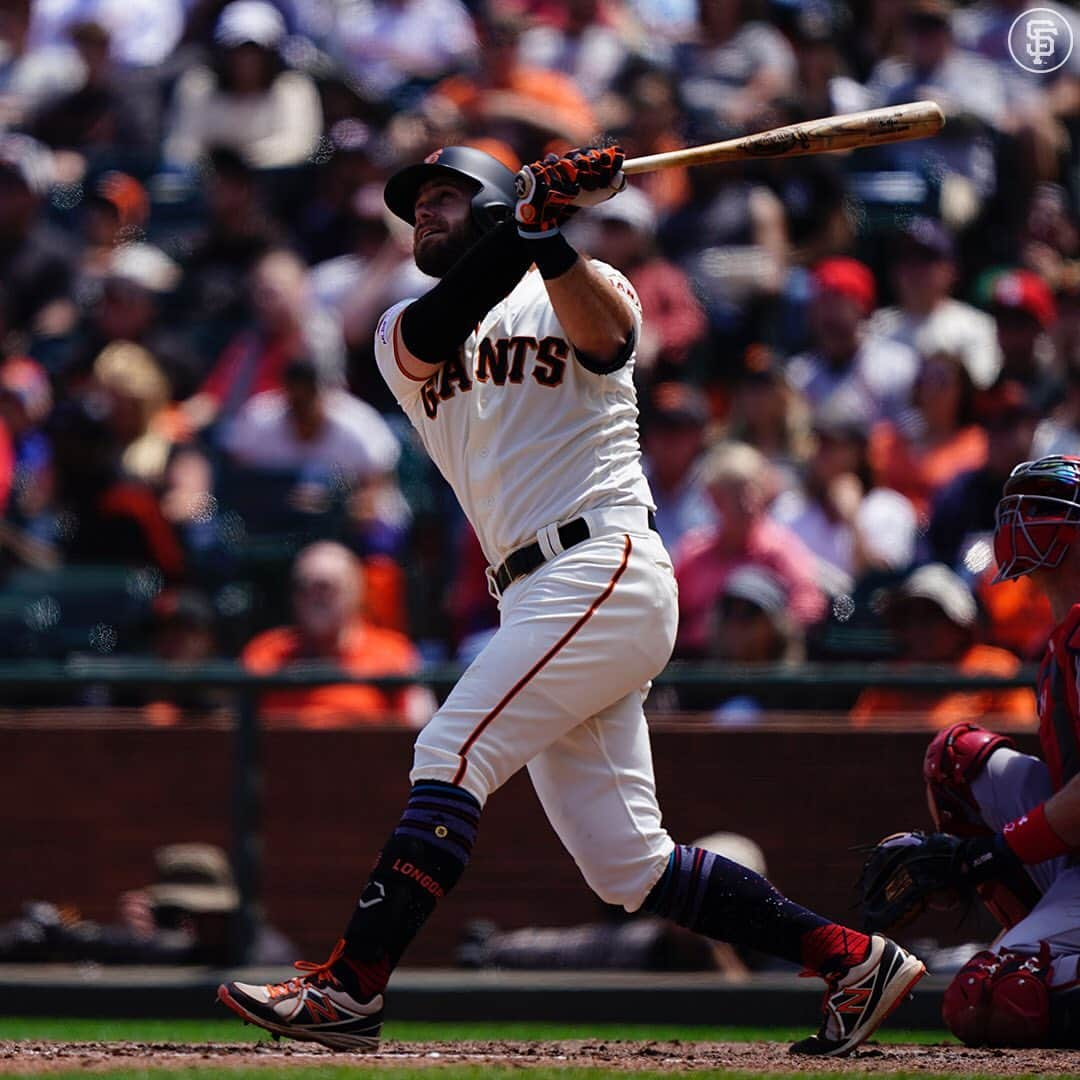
top-left (0, 0), bottom-right (1077, 725)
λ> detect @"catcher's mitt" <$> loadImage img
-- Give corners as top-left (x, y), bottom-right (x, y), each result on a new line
top-left (858, 831), bottom-right (968, 932)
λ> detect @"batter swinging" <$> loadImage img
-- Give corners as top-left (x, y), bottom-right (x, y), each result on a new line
top-left (218, 144), bottom-right (924, 1056)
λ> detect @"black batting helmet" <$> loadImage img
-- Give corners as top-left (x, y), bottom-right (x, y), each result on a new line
top-left (384, 146), bottom-right (517, 233)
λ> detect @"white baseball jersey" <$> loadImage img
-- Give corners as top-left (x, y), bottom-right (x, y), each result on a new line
top-left (374, 261), bottom-right (654, 565)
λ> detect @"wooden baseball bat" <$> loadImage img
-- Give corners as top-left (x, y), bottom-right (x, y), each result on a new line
top-left (621, 100), bottom-right (945, 175)
top-left (517, 101), bottom-right (944, 213)
top-left (514, 102), bottom-right (944, 215)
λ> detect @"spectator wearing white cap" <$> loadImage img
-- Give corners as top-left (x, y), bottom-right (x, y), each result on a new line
top-left (578, 186), bottom-right (706, 381)
top-left (850, 563), bottom-right (1036, 729)
top-left (62, 240), bottom-right (198, 397)
top-left (163, 1), bottom-right (321, 170)
top-left (712, 565), bottom-right (803, 665)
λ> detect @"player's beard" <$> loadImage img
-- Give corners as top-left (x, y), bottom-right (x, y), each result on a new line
top-left (414, 217), bottom-right (479, 278)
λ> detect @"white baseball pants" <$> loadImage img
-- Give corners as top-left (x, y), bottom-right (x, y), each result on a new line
top-left (411, 523), bottom-right (679, 911)
top-left (972, 748), bottom-right (1080, 987)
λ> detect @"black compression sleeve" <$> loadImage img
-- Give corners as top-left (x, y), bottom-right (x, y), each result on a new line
top-left (400, 220), bottom-right (534, 364)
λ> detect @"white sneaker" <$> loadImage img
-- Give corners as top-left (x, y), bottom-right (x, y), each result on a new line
top-left (789, 934), bottom-right (926, 1057)
top-left (218, 938), bottom-right (382, 1051)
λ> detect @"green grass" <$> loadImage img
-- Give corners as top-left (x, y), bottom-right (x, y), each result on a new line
top-left (0, 1017), bottom-right (955, 1045)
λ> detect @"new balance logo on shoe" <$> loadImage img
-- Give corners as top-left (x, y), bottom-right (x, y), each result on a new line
top-left (790, 935), bottom-right (925, 1057)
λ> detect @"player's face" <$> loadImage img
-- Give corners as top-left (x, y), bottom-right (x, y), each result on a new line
top-left (413, 179), bottom-right (476, 277)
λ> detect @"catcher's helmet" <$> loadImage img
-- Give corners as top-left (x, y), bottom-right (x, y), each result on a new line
top-left (384, 146), bottom-right (516, 233)
top-left (992, 455), bottom-right (1080, 582)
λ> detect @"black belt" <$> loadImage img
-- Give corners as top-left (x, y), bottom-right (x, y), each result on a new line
top-left (493, 511), bottom-right (657, 594)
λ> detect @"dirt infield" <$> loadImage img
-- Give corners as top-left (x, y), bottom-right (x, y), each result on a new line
top-left (2, 1040), bottom-right (1079, 1074)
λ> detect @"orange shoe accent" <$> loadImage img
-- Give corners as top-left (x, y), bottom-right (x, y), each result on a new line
top-left (267, 938), bottom-right (348, 999)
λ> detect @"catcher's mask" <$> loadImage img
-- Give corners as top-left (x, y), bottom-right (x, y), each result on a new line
top-left (992, 455), bottom-right (1080, 582)
top-left (384, 146), bottom-right (517, 234)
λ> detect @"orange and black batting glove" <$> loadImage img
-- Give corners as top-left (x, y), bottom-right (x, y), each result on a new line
top-left (514, 153), bottom-right (582, 237)
top-left (563, 145), bottom-right (625, 192)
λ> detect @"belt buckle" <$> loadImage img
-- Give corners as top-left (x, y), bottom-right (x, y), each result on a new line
top-left (485, 564), bottom-right (502, 601)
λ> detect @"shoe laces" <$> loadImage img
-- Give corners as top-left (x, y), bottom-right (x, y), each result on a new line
top-left (269, 938), bottom-right (347, 998)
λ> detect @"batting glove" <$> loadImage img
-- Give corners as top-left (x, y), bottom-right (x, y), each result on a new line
top-left (514, 153), bottom-right (581, 237)
top-left (563, 145), bottom-right (625, 192)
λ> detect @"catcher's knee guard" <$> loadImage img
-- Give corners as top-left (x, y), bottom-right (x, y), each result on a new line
top-left (943, 946), bottom-right (1052, 1047)
top-left (923, 722), bottom-right (1014, 836)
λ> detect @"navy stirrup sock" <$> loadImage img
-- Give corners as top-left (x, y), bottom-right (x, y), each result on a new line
top-left (642, 844), bottom-right (870, 976)
top-left (339, 781), bottom-right (481, 995)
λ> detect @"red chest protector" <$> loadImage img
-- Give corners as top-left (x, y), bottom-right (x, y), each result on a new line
top-left (1036, 603), bottom-right (1080, 793)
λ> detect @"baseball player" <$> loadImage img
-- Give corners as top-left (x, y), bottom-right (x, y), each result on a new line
top-left (859, 454), bottom-right (1080, 1046)
top-left (218, 144), bottom-right (924, 1055)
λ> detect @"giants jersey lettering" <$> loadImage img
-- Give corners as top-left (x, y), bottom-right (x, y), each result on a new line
top-left (374, 262), bottom-right (654, 565)
top-left (1036, 603), bottom-right (1080, 792)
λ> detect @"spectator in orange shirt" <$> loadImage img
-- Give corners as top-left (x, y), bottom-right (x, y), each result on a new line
top-left (868, 345), bottom-right (988, 519)
top-left (243, 541), bottom-right (433, 728)
top-left (427, 10), bottom-right (596, 152)
top-left (851, 563), bottom-right (1036, 729)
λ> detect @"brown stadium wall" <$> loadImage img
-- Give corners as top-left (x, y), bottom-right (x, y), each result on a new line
top-left (2, 723), bottom-right (1032, 961)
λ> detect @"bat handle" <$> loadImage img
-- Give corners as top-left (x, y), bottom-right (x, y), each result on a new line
top-left (569, 171), bottom-right (626, 207)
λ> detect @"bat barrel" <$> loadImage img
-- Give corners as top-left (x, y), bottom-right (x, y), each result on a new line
top-left (622, 101), bottom-right (945, 176)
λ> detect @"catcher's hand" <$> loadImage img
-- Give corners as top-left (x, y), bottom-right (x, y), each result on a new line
top-left (514, 145), bottom-right (626, 235)
top-left (858, 831), bottom-right (968, 932)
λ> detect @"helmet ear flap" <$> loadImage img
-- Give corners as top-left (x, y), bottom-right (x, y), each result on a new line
top-left (473, 199), bottom-right (512, 234)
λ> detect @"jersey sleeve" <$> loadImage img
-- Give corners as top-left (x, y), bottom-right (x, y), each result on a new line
top-left (374, 299), bottom-right (427, 405)
top-left (591, 260), bottom-right (644, 341)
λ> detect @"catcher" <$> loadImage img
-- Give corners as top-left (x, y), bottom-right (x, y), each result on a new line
top-left (860, 455), bottom-right (1080, 1047)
